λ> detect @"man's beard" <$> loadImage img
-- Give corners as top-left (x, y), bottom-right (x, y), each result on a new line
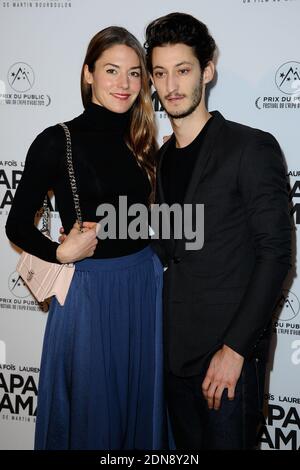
top-left (163, 77), bottom-right (203, 120)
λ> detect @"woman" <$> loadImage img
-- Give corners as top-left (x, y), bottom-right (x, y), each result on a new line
top-left (6, 27), bottom-right (166, 450)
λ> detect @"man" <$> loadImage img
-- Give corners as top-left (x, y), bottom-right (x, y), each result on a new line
top-left (144, 12), bottom-right (291, 449)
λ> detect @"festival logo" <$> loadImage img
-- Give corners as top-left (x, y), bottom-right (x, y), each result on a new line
top-left (273, 290), bottom-right (300, 338)
top-left (275, 290), bottom-right (299, 322)
top-left (8, 271), bottom-right (30, 299)
top-left (0, 62), bottom-right (51, 107)
top-left (7, 63), bottom-right (34, 92)
top-left (275, 62), bottom-right (300, 95)
top-left (255, 61), bottom-right (300, 111)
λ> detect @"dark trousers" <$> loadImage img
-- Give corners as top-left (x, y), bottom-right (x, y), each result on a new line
top-left (166, 356), bottom-right (266, 450)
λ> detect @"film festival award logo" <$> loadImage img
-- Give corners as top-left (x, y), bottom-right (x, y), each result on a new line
top-left (0, 62), bottom-right (51, 107)
top-left (8, 271), bottom-right (30, 299)
top-left (273, 290), bottom-right (300, 337)
top-left (275, 290), bottom-right (299, 321)
top-left (255, 61), bottom-right (300, 111)
top-left (5, 267), bottom-right (50, 313)
top-left (3, 269), bottom-right (46, 313)
top-left (8, 62), bottom-right (34, 92)
top-left (275, 62), bottom-right (300, 95)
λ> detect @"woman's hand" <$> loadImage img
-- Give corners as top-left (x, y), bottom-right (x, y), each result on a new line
top-left (58, 221), bottom-right (98, 243)
top-left (56, 221), bottom-right (99, 263)
top-left (58, 226), bottom-right (67, 244)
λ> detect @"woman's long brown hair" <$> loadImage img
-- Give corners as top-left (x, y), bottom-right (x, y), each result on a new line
top-left (81, 26), bottom-right (157, 203)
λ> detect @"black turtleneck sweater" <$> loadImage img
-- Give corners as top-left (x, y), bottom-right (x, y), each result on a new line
top-left (6, 102), bottom-right (151, 261)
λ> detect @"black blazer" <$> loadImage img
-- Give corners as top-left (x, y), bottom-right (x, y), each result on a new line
top-left (154, 111), bottom-right (291, 377)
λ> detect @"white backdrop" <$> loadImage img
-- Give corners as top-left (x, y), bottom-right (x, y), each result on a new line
top-left (0, 0), bottom-right (299, 450)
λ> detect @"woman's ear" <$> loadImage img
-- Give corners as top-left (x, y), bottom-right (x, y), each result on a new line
top-left (84, 64), bottom-right (93, 85)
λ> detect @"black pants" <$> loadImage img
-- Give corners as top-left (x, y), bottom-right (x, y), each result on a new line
top-left (166, 356), bottom-right (266, 450)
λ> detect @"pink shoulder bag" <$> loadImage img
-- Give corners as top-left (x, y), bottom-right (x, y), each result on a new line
top-left (16, 123), bottom-right (83, 308)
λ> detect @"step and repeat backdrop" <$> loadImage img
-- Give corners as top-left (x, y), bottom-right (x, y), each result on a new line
top-left (0, 0), bottom-right (299, 450)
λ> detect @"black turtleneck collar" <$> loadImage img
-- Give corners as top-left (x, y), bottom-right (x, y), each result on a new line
top-left (83, 101), bottom-right (131, 132)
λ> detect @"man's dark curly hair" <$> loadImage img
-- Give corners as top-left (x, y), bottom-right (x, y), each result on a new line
top-left (144, 12), bottom-right (216, 73)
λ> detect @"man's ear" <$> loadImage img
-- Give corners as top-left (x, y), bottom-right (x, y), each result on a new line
top-left (84, 64), bottom-right (93, 85)
top-left (203, 61), bottom-right (215, 85)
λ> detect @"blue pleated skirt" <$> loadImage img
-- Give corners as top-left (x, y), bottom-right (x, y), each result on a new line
top-left (34, 246), bottom-right (166, 450)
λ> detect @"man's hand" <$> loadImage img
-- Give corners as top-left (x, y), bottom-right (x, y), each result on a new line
top-left (202, 344), bottom-right (244, 410)
top-left (163, 134), bottom-right (171, 144)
